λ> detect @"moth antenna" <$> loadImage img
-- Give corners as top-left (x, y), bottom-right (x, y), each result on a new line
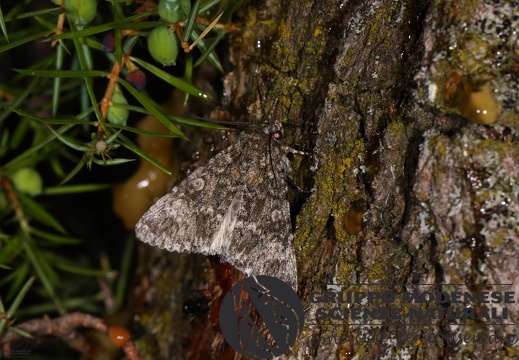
top-left (191, 117), bottom-right (260, 128)
top-left (281, 122), bottom-right (304, 129)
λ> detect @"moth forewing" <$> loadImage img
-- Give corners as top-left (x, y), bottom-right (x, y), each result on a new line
top-left (210, 185), bottom-right (245, 252)
top-left (135, 122), bottom-right (298, 289)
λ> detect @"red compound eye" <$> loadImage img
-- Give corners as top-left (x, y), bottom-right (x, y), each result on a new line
top-left (272, 131), bottom-right (282, 140)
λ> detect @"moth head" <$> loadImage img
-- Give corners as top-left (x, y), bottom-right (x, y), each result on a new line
top-left (264, 121), bottom-right (284, 141)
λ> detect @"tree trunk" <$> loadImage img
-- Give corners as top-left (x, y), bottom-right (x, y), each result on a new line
top-left (137, 0), bottom-right (519, 359)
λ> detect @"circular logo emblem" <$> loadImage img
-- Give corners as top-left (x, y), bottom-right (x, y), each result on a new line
top-left (219, 276), bottom-right (304, 359)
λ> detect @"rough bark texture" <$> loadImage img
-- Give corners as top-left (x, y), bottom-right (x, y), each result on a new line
top-left (137, 0), bottom-right (519, 359)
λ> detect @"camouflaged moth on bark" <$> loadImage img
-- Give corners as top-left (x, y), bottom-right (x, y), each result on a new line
top-left (135, 122), bottom-right (300, 290)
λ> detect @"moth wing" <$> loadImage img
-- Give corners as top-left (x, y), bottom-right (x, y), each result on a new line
top-left (218, 143), bottom-right (297, 289)
top-left (136, 130), bottom-right (298, 289)
top-left (135, 136), bottom-right (249, 255)
top-left (225, 184), bottom-right (297, 289)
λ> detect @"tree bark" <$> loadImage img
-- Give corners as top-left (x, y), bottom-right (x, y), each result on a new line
top-left (138, 0), bottom-right (519, 359)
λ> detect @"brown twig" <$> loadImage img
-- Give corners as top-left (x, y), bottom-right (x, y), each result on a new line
top-left (133, 0), bottom-right (157, 15)
top-left (51, 0), bottom-right (66, 47)
top-left (0, 312), bottom-right (140, 359)
top-left (1, 176), bottom-right (29, 236)
top-left (99, 57), bottom-right (127, 133)
top-left (0, 89), bottom-right (15, 101)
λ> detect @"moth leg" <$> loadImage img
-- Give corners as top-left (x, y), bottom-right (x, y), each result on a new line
top-left (251, 275), bottom-right (269, 292)
top-left (281, 145), bottom-right (313, 156)
top-left (287, 176), bottom-right (310, 194)
top-left (281, 145), bottom-right (313, 193)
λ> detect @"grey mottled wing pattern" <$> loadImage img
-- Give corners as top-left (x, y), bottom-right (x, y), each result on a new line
top-left (135, 126), bottom-right (298, 289)
top-left (135, 133), bottom-right (248, 252)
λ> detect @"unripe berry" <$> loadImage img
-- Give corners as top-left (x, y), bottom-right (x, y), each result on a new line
top-left (107, 85), bottom-right (129, 126)
top-left (64, 0), bottom-right (97, 28)
top-left (11, 168), bottom-right (43, 196)
top-left (147, 25), bottom-right (179, 66)
top-left (158, 0), bottom-right (191, 23)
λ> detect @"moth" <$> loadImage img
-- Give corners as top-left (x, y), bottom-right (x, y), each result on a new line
top-left (135, 121), bottom-right (300, 290)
